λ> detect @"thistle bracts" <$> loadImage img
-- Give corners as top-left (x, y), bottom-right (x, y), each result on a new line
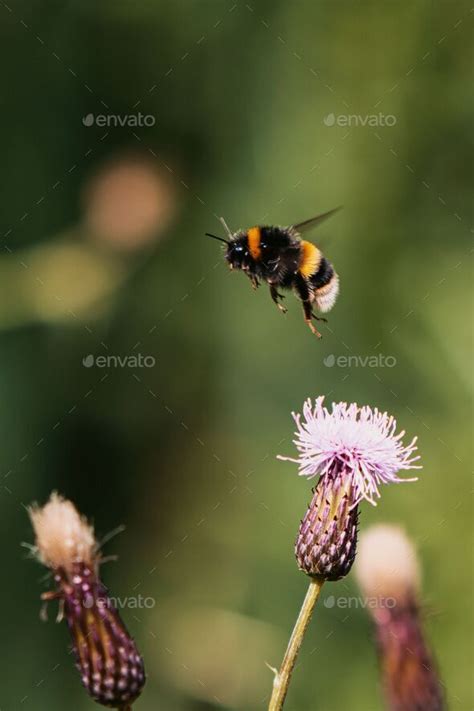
top-left (375, 599), bottom-right (444, 711)
top-left (356, 525), bottom-right (444, 711)
top-left (29, 493), bottom-right (146, 709)
top-left (57, 562), bottom-right (145, 707)
top-left (296, 466), bottom-right (358, 580)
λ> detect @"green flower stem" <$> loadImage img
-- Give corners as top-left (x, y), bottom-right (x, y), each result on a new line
top-left (268, 577), bottom-right (324, 711)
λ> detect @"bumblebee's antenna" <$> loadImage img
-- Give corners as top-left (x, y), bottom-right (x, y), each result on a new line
top-left (205, 233), bottom-right (229, 244)
top-left (219, 216), bottom-right (233, 239)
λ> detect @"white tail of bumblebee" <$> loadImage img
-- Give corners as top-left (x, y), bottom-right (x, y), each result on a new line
top-left (315, 272), bottom-right (339, 313)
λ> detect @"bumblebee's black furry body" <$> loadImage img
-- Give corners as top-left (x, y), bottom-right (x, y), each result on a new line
top-left (227, 226), bottom-right (299, 286)
top-left (223, 223), bottom-right (339, 337)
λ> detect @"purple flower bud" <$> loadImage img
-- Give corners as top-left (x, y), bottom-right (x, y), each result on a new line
top-left (375, 600), bottom-right (444, 711)
top-left (29, 493), bottom-right (146, 709)
top-left (356, 526), bottom-right (444, 711)
top-left (58, 563), bottom-right (145, 707)
top-left (295, 465), bottom-right (358, 580)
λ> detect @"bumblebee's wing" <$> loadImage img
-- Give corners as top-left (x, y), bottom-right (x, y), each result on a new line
top-left (292, 207), bottom-right (341, 234)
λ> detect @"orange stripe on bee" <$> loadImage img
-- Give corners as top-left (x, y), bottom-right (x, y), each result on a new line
top-left (299, 240), bottom-right (321, 277)
top-left (247, 227), bottom-right (262, 260)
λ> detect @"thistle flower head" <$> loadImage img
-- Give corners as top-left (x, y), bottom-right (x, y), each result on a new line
top-left (29, 492), bottom-right (96, 574)
top-left (28, 492), bottom-right (146, 709)
top-left (278, 396), bottom-right (421, 505)
top-left (355, 525), bottom-right (444, 711)
top-left (355, 524), bottom-right (421, 603)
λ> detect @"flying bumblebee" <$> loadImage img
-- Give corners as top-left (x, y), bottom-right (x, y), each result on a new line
top-left (206, 208), bottom-right (340, 337)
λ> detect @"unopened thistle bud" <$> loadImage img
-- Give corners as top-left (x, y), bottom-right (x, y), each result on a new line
top-left (355, 525), bottom-right (445, 711)
top-left (296, 467), bottom-right (359, 580)
top-left (278, 397), bottom-right (420, 581)
top-left (28, 493), bottom-right (146, 709)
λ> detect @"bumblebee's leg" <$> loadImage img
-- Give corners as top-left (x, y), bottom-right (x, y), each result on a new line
top-left (311, 310), bottom-right (328, 323)
top-left (269, 284), bottom-right (287, 314)
top-left (294, 276), bottom-right (322, 338)
top-left (247, 273), bottom-right (260, 290)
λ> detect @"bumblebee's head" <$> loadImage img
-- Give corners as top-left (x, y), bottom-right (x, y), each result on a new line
top-left (206, 230), bottom-right (250, 271)
top-left (225, 235), bottom-right (250, 271)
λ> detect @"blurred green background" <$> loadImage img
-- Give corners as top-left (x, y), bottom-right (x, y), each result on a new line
top-left (1, 1), bottom-right (472, 709)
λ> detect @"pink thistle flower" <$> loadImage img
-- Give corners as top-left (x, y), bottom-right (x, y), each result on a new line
top-left (278, 397), bottom-right (421, 581)
top-left (355, 525), bottom-right (445, 711)
top-left (278, 396), bottom-right (420, 506)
